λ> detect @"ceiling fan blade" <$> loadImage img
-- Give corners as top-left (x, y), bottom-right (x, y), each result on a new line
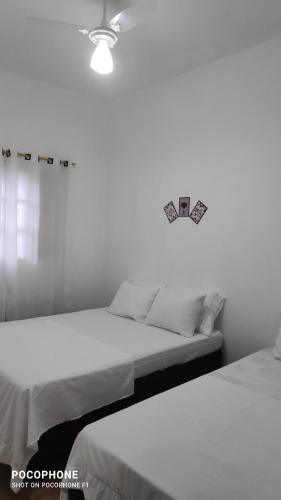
top-left (26, 17), bottom-right (90, 35)
top-left (110, 0), bottom-right (157, 33)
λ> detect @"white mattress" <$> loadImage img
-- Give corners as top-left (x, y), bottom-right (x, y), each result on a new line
top-left (53, 308), bottom-right (223, 378)
top-left (63, 348), bottom-right (281, 500)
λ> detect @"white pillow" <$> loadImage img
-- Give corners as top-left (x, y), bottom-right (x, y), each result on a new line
top-left (198, 292), bottom-right (225, 337)
top-left (108, 280), bottom-right (161, 322)
top-left (146, 287), bottom-right (205, 337)
top-left (273, 322), bottom-right (281, 360)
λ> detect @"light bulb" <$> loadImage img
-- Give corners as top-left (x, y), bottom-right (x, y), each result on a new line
top-left (90, 40), bottom-right (113, 74)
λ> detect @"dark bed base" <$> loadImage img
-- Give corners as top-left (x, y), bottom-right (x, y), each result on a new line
top-left (28, 348), bottom-right (222, 475)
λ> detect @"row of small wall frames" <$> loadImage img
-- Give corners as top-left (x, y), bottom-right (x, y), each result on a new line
top-left (164, 197), bottom-right (208, 225)
top-left (2, 148), bottom-right (76, 167)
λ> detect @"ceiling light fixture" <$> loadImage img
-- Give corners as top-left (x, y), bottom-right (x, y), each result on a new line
top-left (27, 0), bottom-right (158, 77)
top-left (89, 0), bottom-right (118, 75)
top-left (89, 26), bottom-right (118, 75)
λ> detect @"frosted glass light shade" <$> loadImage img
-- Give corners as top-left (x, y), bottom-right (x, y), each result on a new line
top-left (90, 40), bottom-right (113, 74)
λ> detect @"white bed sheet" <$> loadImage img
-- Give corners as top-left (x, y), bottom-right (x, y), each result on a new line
top-left (0, 316), bottom-right (134, 491)
top-left (63, 348), bottom-right (281, 500)
top-left (53, 308), bottom-right (223, 378)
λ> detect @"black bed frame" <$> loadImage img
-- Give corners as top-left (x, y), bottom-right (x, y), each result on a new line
top-left (28, 348), bottom-right (222, 477)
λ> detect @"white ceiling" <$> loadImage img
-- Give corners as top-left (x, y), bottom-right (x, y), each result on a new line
top-left (1, 0), bottom-right (281, 100)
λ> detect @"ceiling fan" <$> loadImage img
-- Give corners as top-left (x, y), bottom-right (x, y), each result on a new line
top-left (27, 0), bottom-right (157, 75)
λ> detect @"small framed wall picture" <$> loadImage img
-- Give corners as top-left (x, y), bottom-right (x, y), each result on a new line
top-left (190, 200), bottom-right (208, 224)
top-left (179, 197), bottom-right (190, 217)
top-left (164, 201), bottom-right (178, 223)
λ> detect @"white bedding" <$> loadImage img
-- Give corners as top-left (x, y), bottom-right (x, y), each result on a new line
top-left (0, 307), bottom-right (222, 493)
top-left (0, 316), bottom-right (134, 490)
top-left (53, 308), bottom-right (223, 378)
top-left (63, 348), bottom-right (281, 500)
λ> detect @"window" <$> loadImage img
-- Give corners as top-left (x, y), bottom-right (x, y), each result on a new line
top-left (16, 171), bottom-right (39, 263)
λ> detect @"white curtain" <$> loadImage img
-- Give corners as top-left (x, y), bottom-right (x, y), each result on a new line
top-left (0, 155), bottom-right (70, 321)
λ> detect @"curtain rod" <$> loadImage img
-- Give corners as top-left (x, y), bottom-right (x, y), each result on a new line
top-left (2, 148), bottom-right (76, 166)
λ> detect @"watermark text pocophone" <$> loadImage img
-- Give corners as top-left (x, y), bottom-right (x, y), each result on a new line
top-left (11, 470), bottom-right (88, 489)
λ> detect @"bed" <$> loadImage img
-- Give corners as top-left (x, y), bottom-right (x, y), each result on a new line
top-left (0, 308), bottom-right (223, 490)
top-left (52, 308), bottom-right (223, 379)
top-left (63, 348), bottom-right (281, 500)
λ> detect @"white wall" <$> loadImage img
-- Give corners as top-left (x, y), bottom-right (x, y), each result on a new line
top-left (104, 36), bottom-right (281, 362)
top-left (2, 37), bottom-right (281, 362)
top-left (0, 69), bottom-right (107, 311)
